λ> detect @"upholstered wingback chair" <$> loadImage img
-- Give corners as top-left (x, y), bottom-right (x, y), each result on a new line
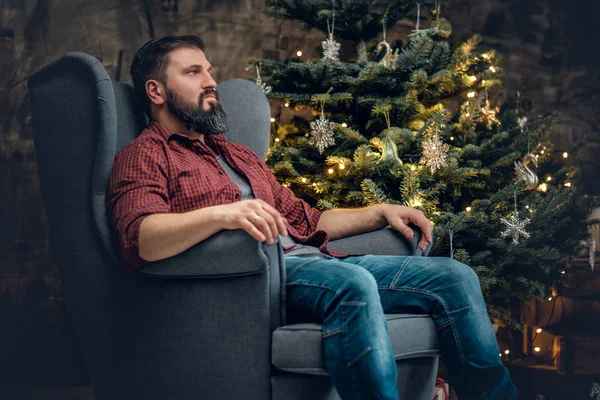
top-left (27, 52), bottom-right (440, 400)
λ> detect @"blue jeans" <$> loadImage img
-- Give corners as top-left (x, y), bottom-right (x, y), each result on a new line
top-left (284, 254), bottom-right (517, 400)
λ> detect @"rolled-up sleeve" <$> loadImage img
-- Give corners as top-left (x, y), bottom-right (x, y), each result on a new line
top-left (106, 144), bottom-right (171, 273)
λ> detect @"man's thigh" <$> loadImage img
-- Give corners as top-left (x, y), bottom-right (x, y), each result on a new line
top-left (283, 255), bottom-right (379, 325)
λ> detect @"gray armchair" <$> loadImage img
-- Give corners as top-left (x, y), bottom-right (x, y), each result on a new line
top-left (27, 52), bottom-right (440, 400)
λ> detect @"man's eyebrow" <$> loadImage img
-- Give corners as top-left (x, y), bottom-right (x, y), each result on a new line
top-left (184, 64), bottom-right (214, 73)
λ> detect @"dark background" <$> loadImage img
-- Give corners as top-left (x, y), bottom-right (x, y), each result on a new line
top-left (1, 0), bottom-right (599, 397)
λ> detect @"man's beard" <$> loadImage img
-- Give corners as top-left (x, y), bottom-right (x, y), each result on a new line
top-left (165, 86), bottom-right (228, 135)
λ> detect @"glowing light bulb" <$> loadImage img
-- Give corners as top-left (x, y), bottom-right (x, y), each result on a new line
top-left (548, 297), bottom-right (553, 301)
top-left (540, 150), bottom-right (545, 154)
top-left (328, 168), bottom-right (334, 174)
top-left (339, 164), bottom-right (345, 170)
top-left (563, 152), bottom-right (568, 158)
top-left (450, 136), bottom-right (454, 141)
top-left (538, 183), bottom-right (548, 192)
top-left (534, 347), bottom-right (541, 352)
top-left (410, 165), bottom-right (416, 171)
top-left (341, 122), bottom-right (348, 128)
top-left (561, 270), bottom-right (566, 274)
top-left (469, 76), bottom-right (477, 82)
top-left (482, 53), bottom-right (489, 59)
top-left (467, 92), bottom-right (476, 98)
top-left (270, 117), bottom-right (275, 123)
top-left (282, 183), bottom-right (288, 187)
top-left (296, 50), bottom-right (303, 57)
top-left (284, 102), bottom-right (290, 107)
top-left (466, 207), bottom-right (472, 212)
top-left (466, 113), bottom-right (470, 117)
top-left (274, 138), bottom-right (280, 142)
top-left (489, 66), bottom-right (496, 72)
top-left (525, 205), bottom-right (530, 209)
top-left (547, 176), bottom-right (552, 182)
top-left (536, 328), bottom-right (542, 333)
top-left (504, 350), bottom-right (510, 355)
top-left (312, 183), bottom-right (317, 187)
top-left (301, 177), bottom-right (307, 183)
top-left (565, 182), bottom-right (572, 187)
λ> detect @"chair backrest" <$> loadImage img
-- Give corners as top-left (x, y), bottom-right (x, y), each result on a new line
top-left (29, 51), bottom-right (271, 265)
top-left (27, 52), bottom-right (272, 399)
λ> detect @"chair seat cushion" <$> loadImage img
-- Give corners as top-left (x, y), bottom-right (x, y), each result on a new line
top-left (272, 314), bottom-right (439, 375)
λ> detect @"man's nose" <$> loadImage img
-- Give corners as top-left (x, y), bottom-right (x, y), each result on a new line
top-left (202, 72), bottom-right (217, 89)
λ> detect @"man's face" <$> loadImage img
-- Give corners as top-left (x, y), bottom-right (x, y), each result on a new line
top-left (163, 47), bottom-right (227, 135)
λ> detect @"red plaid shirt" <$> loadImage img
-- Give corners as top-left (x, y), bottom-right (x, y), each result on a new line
top-left (107, 121), bottom-right (343, 273)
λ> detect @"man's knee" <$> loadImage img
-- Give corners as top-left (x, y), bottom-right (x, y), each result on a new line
top-left (336, 265), bottom-right (379, 301)
top-left (438, 257), bottom-right (481, 290)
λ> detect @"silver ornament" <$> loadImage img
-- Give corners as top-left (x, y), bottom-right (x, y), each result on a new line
top-left (309, 111), bottom-right (337, 154)
top-left (517, 116), bottom-right (528, 129)
top-left (322, 33), bottom-right (341, 62)
top-left (591, 236), bottom-right (596, 272)
top-left (515, 153), bottom-right (539, 190)
top-left (255, 77), bottom-right (272, 94)
top-left (420, 134), bottom-right (450, 173)
top-left (377, 41), bottom-right (400, 70)
top-left (500, 211), bottom-right (531, 244)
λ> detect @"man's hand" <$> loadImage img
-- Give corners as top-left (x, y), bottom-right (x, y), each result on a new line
top-left (217, 199), bottom-right (288, 245)
top-left (381, 205), bottom-right (433, 251)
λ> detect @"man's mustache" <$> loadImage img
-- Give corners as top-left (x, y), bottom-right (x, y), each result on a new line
top-left (200, 89), bottom-right (220, 103)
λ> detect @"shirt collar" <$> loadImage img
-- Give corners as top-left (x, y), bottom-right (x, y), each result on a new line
top-left (148, 120), bottom-right (228, 145)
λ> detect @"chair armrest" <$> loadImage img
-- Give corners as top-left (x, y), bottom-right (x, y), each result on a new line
top-left (327, 227), bottom-right (432, 256)
top-left (138, 229), bottom-right (283, 278)
top-left (137, 229), bottom-right (287, 329)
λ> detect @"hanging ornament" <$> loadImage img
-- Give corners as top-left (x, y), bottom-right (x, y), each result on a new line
top-left (500, 192), bottom-right (531, 244)
top-left (376, 20), bottom-right (399, 69)
top-left (308, 103), bottom-right (337, 154)
top-left (590, 234), bottom-right (596, 272)
top-left (517, 116), bottom-right (528, 129)
top-left (321, 3), bottom-right (341, 61)
top-left (420, 133), bottom-right (450, 173)
top-left (479, 98), bottom-right (500, 130)
top-left (430, 3), bottom-right (452, 38)
top-left (515, 153), bottom-right (539, 189)
top-left (247, 65), bottom-right (272, 94)
top-left (379, 127), bottom-right (403, 164)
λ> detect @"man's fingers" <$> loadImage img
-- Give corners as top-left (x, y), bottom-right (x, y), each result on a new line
top-left (252, 210), bottom-right (279, 244)
top-left (393, 219), bottom-right (414, 239)
top-left (240, 219), bottom-right (267, 243)
top-left (258, 201), bottom-right (288, 237)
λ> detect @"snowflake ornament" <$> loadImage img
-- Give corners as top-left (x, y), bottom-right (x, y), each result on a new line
top-left (321, 33), bottom-right (341, 61)
top-left (420, 135), bottom-right (450, 173)
top-left (308, 112), bottom-right (337, 154)
top-left (480, 99), bottom-right (500, 130)
top-left (500, 211), bottom-right (531, 244)
top-left (255, 77), bottom-right (272, 94)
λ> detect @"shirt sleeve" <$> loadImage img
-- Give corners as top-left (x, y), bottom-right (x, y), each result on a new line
top-left (249, 150), bottom-right (322, 237)
top-left (106, 143), bottom-right (171, 273)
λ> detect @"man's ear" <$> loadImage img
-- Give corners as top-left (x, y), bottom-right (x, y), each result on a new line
top-left (146, 79), bottom-right (165, 106)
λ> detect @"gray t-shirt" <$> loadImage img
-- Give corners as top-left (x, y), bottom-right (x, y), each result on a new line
top-left (216, 155), bottom-right (332, 259)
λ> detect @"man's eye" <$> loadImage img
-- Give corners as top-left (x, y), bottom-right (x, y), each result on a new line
top-left (188, 70), bottom-right (198, 75)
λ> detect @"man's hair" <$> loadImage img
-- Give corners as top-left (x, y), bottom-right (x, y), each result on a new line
top-left (130, 35), bottom-right (206, 117)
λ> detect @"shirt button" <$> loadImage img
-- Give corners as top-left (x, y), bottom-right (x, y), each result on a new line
top-left (235, 194), bottom-right (240, 199)
top-left (218, 171), bottom-right (224, 175)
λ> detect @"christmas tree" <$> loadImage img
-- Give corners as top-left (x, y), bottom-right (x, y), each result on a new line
top-left (247, 0), bottom-right (596, 329)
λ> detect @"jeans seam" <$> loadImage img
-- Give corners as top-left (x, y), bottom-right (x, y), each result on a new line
top-left (347, 346), bottom-right (372, 367)
top-left (385, 286), bottom-right (466, 363)
top-left (286, 258), bottom-right (323, 279)
top-left (388, 256), bottom-right (413, 288)
top-left (322, 327), bottom-right (341, 337)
